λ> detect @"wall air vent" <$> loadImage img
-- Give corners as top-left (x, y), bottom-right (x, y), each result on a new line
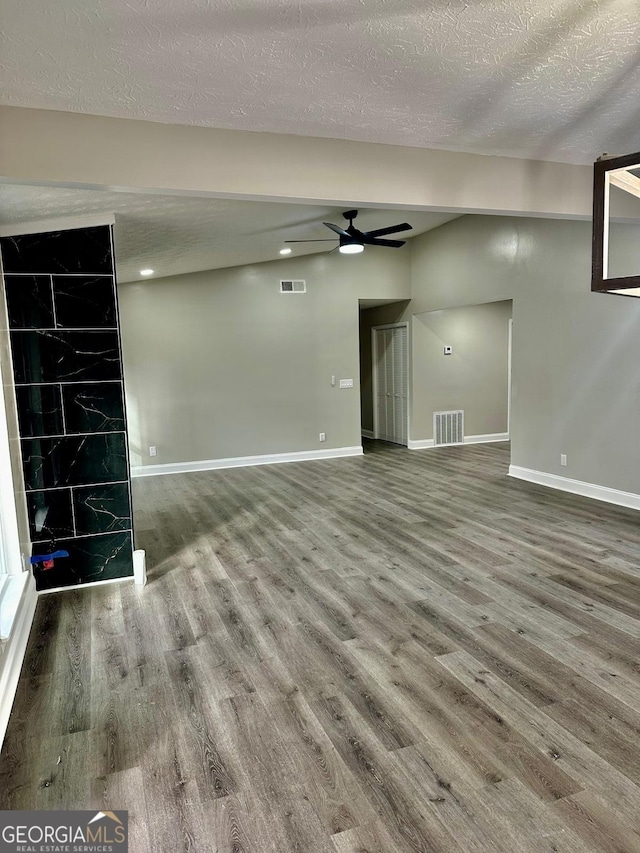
top-left (280, 280), bottom-right (306, 293)
top-left (433, 410), bottom-right (464, 446)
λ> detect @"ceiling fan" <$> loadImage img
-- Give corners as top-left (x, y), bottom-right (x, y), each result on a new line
top-left (285, 210), bottom-right (412, 254)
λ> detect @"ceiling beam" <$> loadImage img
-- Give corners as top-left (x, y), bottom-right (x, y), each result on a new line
top-left (0, 105), bottom-right (598, 219)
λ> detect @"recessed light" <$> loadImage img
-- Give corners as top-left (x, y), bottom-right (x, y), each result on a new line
top-left (279, 248), bottom-right (292, 255)
top-left (140, 268), bottom-right (154, 277)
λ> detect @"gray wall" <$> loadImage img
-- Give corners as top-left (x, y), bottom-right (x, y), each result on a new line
top-left (119, 249), bottom-right (410, 466)
top-left (411, 300), bottom-right (512, 440)
top-left (120, 213), bottom-right (640, 497)
top-left (409, 217), bottom-right (514, 313)
top-left (410, 216), bottom-right (640, 493)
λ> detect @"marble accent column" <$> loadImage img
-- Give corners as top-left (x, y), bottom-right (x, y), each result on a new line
top-left (0, 225), bottom-right (134, 591)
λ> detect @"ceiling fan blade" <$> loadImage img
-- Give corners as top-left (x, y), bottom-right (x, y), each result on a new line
top-left (323, 222), bottom-right (351, 238)
top-left (285, 239), bottom-right (337, 243)
top-left (362, 237), bottom-right (406, 248)
top-left (365, 222), bottom-right (412, 238)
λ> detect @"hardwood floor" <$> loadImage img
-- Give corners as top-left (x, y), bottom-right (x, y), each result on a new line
top-left (3, 440), bottom-right (640, 851)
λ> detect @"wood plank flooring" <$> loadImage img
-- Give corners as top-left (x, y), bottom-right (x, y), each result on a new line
top-left (3, 441), bottom-right (640, 851)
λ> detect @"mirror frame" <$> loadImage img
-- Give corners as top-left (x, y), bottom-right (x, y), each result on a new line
top-left (592, 151), bottom-right (640, 297)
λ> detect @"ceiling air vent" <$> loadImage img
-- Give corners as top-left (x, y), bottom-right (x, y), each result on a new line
top-left (280, 279), bottom-right (306, 294)
top-left (434, 410), bottom-right (464, 446)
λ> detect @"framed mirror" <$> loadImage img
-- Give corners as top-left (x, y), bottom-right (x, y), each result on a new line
top-left (592, 151), bottom-right (640, 297)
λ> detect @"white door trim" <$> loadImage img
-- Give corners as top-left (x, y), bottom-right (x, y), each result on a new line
top-left (371, 322), bottom-right (410, 445)
top-left (507, 317), bottom-right (513, 438)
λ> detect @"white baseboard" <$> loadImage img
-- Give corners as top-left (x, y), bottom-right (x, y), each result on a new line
top-left (0, 573), bottom-right (37, 749)
top-left (408, 438), bottom-right (435, 450)
top-left (408, 433), bottom-right (509, 451)
top-left (509, 465), bottom-right (640, 511)
top-left (38, 573), bottom-right (133, 596)
top-left (132, 445), bottom-right (364, 478)
top-left (361, 429), bottom-right (375, 439)
top-left (465, 432), bottom-right (510, 444)
top-left (133, 549), bottom-right (147, 586)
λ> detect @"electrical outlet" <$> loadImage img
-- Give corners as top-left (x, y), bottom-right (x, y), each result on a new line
top-left (319, 432), bottom-right (326, 442)
top-left (560, 454), bottom-right (567, 466)
top-left (149, 446), bottom-right (157, 457)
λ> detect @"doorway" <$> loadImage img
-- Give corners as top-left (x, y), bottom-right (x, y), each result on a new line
top-left (372, 323), bottom-right (409, 446)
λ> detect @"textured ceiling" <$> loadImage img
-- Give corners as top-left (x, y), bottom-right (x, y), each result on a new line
top-left (0, 183), bottom-right (458, 281)
top-left (1, 0), bottom-right (640, 164)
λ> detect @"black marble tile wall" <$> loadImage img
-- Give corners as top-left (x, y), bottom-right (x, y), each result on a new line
top-left (15, 385), bottom-right (64, 438)
top-left (21, 433), bottom-right (129, 490)
top-left (73, 483), bottom-right (131, 536)
top-left (62, 383), bottom-right (125, 433)
top-left (54, 275), bottom-right (117, 327)
top-left (4, 275), bottom-right (54, 328)
top-left (27, 489), bottom-right (75, 543)
top-left (1, 226), bottom-right (113, 275)
top-left (0, 225), bottom-right (134, 591)
top-left (10, 330), bottom-right (122, 384)
top-left (35, 532), bottom-right (133, 592)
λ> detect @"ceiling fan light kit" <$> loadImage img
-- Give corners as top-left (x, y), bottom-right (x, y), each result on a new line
top-left (285, 209), bottom-right (412, 255)
top-left (339, 238), bottom-right (364, 254)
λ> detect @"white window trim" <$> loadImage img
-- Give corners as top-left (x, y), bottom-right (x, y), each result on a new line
top-left (0, 374), bottom-right (22, 577)
top-left (0, 340), bottom-right (28, 641)
top-left (0, 572), bottom-right (29, 640)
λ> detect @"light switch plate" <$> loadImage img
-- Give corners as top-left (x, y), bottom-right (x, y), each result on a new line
top-left (339, 379), bottom-right (354, 389)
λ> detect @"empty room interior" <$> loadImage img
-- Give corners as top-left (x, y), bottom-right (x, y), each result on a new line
top-left (1, 2), bottom-right (640, 851)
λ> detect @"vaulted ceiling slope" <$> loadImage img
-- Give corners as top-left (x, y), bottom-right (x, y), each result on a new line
top-left (0, 183), bottom-right (458, 281)
top-left (1, 0), bottom-right (639, 165)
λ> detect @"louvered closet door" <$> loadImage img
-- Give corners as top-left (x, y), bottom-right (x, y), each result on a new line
top-left (374, 325), bottom-right (408, 446)
top-left (384, 329), bottom-right (396, 440)
top-left (391, 325), bottom-right (408, 445)
top-left (375, 329), bottom-right (391, 441)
